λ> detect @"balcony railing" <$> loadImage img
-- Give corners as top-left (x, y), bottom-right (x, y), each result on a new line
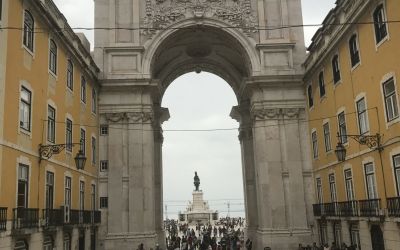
top-left (68, 209), bottom-right (101, 225)
top-left (12, 208), bottom-right (39, 229)
top-left (0, 207), bottom-right (7, 231)
top-left (42, 209), bottom-right (63, 227)
top-left (359, 199), bottom-right (381, 217)
top-left (337, 200), bottom-right (359, 217)
top-left (324, 202), bottom-right (339, 216)
top-left (387, 197), bottom-right (400, 217)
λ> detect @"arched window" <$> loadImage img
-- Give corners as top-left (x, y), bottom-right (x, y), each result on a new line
top-left (23, 10), bottom-right (34, 52)
top-left (349, 34), bottom-right (360, 67)
top-left (331, 55), bottom-right (341, 84)
top-left (49, 39), bottom-right (57, 74)
top-left (14, 240), bottom-right (28, 250)
top-left (67, 59), bottom-right (74, 90)
top-left (373, 4), bottom-right (387, 44)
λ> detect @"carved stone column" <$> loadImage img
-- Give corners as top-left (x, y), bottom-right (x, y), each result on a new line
top-left (250, 106), bottom-right (312, 249)
top-left (230, 102), bottom-right (259, 239)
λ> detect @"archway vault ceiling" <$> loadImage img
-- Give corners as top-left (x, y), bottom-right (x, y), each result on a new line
top-left (151, 26), bottom-right (252, 96)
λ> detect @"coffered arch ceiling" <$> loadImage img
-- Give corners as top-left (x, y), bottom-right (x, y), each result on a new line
top-left (150, 25), bottom-right (253, 98)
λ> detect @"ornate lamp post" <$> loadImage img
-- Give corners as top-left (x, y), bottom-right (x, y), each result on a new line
top-left (334, 133), bottom-right (383, 162)
top-left (39, 140), bottom-right (86, 169)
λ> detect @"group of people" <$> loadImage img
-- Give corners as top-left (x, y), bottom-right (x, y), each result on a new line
top-left (298, 242), bottom-right (359, 250)
top-left (163, 217), bottom-right (246, 250)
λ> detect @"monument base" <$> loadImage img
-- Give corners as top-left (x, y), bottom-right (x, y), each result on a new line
top-left (103, 231), bottom-right (166, 250)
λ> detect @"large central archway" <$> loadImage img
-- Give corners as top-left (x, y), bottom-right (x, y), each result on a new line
top-left (95, 1), bottom-right (314, 249)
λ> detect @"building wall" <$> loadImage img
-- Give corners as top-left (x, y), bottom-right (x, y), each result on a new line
top-left (0, 0), bottom-right (100, 249)
top-left (305, 0), bottom-right (400, 249)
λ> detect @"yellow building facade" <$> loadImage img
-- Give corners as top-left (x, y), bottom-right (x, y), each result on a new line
top-left (304, 0), bottom-right (400, 249)
top-left (0, 0), bottom-right (101, 249)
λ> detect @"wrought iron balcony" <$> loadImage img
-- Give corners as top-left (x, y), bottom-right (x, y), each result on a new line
top-left (68, 209), bottom-right (101, 225)
top-left (359, 199), bottom-right (381, 217)
top-left (337, 200), bottom-right (359, 217)
top-left (0, 207), bottom-right (7, 231)
top-left (12, 208), bottom-right (39, 229)
top-left (42, 209), bottom-right (63, 227)
top-left (387, 197), bottom-right (400, 217)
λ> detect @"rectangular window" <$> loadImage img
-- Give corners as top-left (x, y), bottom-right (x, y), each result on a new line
top-left (92, 137), bottom-right (96, 164)
top-left (332, 55), bottom-right (341, 84)
top-left (345, 169), bottom-right (355, 201)
top-left (20, 87), bottom-right (32, 131)
top-left (79, 181), bottom-right (85, 211)
top-left (394, 155), bottom-right (400, 196)
top-left (65, 177), bottom-right (71, 207)
top-left (357, 98), bottom-right (369, 134)
top-left (350, 225), bottom-right (361, 250)
top-left (92, 89), bottom-right (97, 114)
top-left (329, 174), bottom-right (337, 202)
top-left (316, 178), bottom-right (323, 203)
top-left (312, 131), bottom-right (318, 159)
top-left (364, 163), bottom-right (378, 199)
top-left (46, 172), bottom-right (54, 209)
top-left (17, 164), bottom-right (29, 208)
top-left (81, 76), bottom-right (86, 103)
top-left (333, 223), bottom-right (342, 247)
top-left (80, 129), bottom-right (86, 155)
top-left (0, 0), bottom-right (3, 21)
top-left (373, 4), bottom-right (388, 44)
top-left (47, 105), bottom-right (56, 143)
top-left (100, 160), bottom-right (108, 172)
top-left (318, 72), bottom-right (326, 97)
top-left (49, 39), bottom-right (57, 74)
top-left (349, 34), bottom-right (360, 67)
top-left (23, 11), bottom-right (34, 52)
top-left (307, 85), bottom-right (313, 108)
top-left (100, 125), bottom-right (109, 136)
top-left (66, 119), bottom-right (73, 152)
top-left (67, 59), bottom-right (74, 90)
top-left (323, 123), bottom-right (331, 152)
top-left (338, 112), bottom-right (348, 144)
top-left (383, 78), bottom-right (399, 122)
top-left (100, 197), bottom-right (108, 209)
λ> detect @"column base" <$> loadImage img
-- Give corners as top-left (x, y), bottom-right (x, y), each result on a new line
top-left (252, 228), bottom-right (313, 250)
top-left (102, 231), bottom-right (166, 250)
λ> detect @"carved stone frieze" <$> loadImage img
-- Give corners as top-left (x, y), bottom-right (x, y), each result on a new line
top-left (126, 112), bottom-right (154, 123)
top-left (105, 112), bottom-right (127, 123)
top-left (251, 107), bottom-right (304, 121)
top-left (104, 112), bottom-right (154, 123)
top-left (142, 0), bottom-right (257, 38)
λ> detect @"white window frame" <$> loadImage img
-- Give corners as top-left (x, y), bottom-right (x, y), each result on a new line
top-left (349, 33), bottom-right (361, 69)
top-left (356, 96), bottom-right (369, 135)
top-left (100, 125), bottom-right (109, 136)
top-left (100, 160), bottom-right (108, 172)
top-left (64, 175), bottom-right (72, 207)
top-left (373, 3), bottom-right (389, 46)
top-left (66, 118), bottom-right (73, 152)
top-left (81, 76), bottom-right (86, 104)
top-left (318, 71), bottom-right (326, 98)
top-left (91, 88), bottom-right (97, 114)
top-left (344, 168), bottom-right (355, 201)
top-left (91, 136), bottom-right (96, 164)
top-left (338, 111), bottom-right (348, 144)
top-left (381, 76), bottom-right (399, 124)
top-left (67, 59), bottom-right (74, 91)
top-left (22, 10), bottom-right (34, 53)
top-left (47, 105), bottom-right (56, 143)
top-left (316, 177), bottom-right (323, 204)
top-left (323, 122), bottom-right (332, 152)
top-left (19, 86), bottom-right (32, 132)
top-left (311, 129), bottom-right (318, 159)
top-left (45, 171), bottom-right (55, 209)
top-left (48, 39), bottom-right (58, 76)
top-left (332, 54), bottom-right (341, 84)
top-left (364, 162), bottom-right (378, 199)
top-left (329, 173), bottom-right (337, 202)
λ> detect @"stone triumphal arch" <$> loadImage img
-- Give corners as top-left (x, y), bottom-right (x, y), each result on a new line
top-left (94, 0), bottom-right (314, 249)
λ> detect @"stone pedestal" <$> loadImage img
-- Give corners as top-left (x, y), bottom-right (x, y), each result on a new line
top-left (180, 190), bottom-right (218, 225)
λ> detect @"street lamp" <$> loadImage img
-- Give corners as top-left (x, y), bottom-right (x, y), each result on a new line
top-left (39, 140), bottom-right (86, 169)
top-left (334, 133), bottom-right (383, 162)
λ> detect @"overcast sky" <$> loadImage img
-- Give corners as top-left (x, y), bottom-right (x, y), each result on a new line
top-left (53, 0), bottom-right (336, 218)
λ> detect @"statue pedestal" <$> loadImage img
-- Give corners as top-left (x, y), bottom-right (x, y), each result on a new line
top-left (179, 190), bottom-right (218, 225)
